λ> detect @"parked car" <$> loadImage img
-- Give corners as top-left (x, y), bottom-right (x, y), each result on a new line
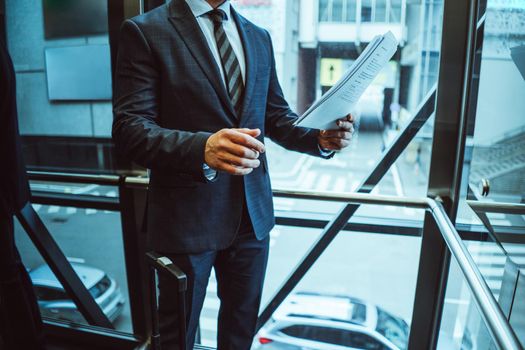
top-left (253, 292), bottom-right (409, 350)
top-left (29, 262), bottom-right (125, 324)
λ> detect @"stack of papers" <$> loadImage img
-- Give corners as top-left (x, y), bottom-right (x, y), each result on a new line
top-left (295, 31), bottom-right (399, 130)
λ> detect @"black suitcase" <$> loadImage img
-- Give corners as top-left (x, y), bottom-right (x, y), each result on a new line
top-left (146, 252), bottom-right (188, 350)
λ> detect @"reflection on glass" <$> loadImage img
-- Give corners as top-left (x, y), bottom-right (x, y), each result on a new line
top-left (456, 5), bottom-right (525, 343)
top-left (465, 1), bottom-right (525, 203)
top-left (13, 203), bottom-right (132, 333)
top-left (437, 257), bottom-right (498, 350)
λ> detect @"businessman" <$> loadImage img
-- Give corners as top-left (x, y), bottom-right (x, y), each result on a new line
top-left (0, 39), bottom-right (46, 350)
top-left (112, 0), bottom-right (354, 348)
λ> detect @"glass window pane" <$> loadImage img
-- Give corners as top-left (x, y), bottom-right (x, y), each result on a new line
top-left (375, 0), bottom-right (387, 22)
top-left (5, 0), bottom-right (124, 174)
top-left (235, 1), bottom-right (443, 214)
top-left (390, 0), bottom-right (402, 23)
top-left (14, 202), bottom-right (132, 333)
top-left (346, 0), bottom-right (357, 22)
top-left (332, 0), bottom-right (344, 22)
top-left (196, 201), bottom-right (423, 348)
top-left (455, 9), bottom-right (525, 345)
top-left (250, 207), bottom-right (421, 350)
top-left (438, 257), bottom-right (499, 350)
top-left (362, 0), bottom-right (373, 22)
top-left (462, 2), bottom-right (525, 204)
top-left (319, 0), bottom-right (331, 22)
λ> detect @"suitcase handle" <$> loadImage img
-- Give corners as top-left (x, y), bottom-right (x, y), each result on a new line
top-left (146, 252), bottom-right (188, 350)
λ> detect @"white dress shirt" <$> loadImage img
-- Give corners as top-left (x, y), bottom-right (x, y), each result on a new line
top-left (185, 0), bottom-right (246, 86)
top-left (185, 0), bottom-right (249, 180)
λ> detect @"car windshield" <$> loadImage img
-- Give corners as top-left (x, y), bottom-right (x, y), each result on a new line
top-left (376, 308), bottom-right (409, 349)
top-left (89, 275), bottom-right (111, 298)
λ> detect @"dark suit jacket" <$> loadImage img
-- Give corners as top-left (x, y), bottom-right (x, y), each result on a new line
top-left (0, 39), bottom-right (30, 217)
top-left (112, 0), bottom-right (328, 253)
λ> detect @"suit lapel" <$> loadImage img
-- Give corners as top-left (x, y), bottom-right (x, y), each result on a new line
top-left (168, 0), bottom-right (236, 119)
top-left (231, 8), bottom-right (258, 123)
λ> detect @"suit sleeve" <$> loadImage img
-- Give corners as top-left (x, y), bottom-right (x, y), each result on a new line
top-left (263, 31), bottom-right (333, 159)
top-left (112, 20), bottom-right (211, 181)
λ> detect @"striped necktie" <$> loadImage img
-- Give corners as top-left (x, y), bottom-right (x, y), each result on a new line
top-left (207, 9), bottom-right (244, 118)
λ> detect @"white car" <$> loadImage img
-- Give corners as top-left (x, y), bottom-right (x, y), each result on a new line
top-left (30, 262), bottom-right (125, 324)
top-left (253, 292), bottom-right (409, 350)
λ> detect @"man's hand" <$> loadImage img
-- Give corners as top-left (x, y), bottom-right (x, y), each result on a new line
top-left (318, 113), bottom-right (355, 151)
top-left (205, 128), bottom-right (266, 175)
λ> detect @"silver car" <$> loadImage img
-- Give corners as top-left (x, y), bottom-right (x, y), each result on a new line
top-left (29, 262), bottom-right (125, 324)
top-left (253, 292), bottom-right (409, 350)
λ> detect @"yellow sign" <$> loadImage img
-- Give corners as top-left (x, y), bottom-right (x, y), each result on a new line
top-left (320, 58), bottom-right (343, 86)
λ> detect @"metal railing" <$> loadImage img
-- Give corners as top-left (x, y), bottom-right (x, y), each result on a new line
top-left (25, 170), bottom-right (523, 349)
top-left (467, 200), bottom-right (525, 216)
top-left (280, 190), bottom-right (523, 350)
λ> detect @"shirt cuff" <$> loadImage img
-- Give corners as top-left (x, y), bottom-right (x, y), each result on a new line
top-left (318, 144), bottom-right (335, 157)
top-left (203, 163), bottom-right (218, 182)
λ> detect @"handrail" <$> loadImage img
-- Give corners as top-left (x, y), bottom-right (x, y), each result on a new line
top-left (428, 200), bottom-right (523, 350)
top-left (29, 171), bottom-right (121, 186)
top-left (272, 189), bottom-right (429, 209)
top-left (25, 171), bottom-right (427, 206)
top-left (24, 170), bottom-right (522, 349)
top-left (28, 171), bottom-right (525, 216)
top-left (467, 200), bottom-right (525, 215)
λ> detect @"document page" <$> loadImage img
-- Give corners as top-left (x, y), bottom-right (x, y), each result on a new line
top-left (295, 31), bottom-right (398, 130)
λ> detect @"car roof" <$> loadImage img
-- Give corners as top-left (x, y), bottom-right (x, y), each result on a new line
top-left (273, 292), bottom-right (371, 327)
top-left (30, 263), bottom-right (106, 290)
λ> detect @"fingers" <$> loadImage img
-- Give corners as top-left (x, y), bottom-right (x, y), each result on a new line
top-left (320, 138), bottom-right (350, 150)
top-left (320, 130), bottom-right (352, 140)
top-left (218, 163), bottom-right (254, 175)
top-left (219, 152), bottom-right (261, 168)
top-left (336, 120), bottom-right (354, 132)
top-left (228, 129), bottom-right (265, 153)
top-left (205, 128), bottom-right (266, 176)
top-left (317, 113), bottom-right (355, 152)
top-left (336, 113), bottom-right (355, 130)
top-left (222, 142), bottom-right (260, 159)
top-left (236, 128), bottom-right (261, 138)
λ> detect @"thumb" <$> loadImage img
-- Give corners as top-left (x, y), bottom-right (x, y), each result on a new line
top-left (236, 128), bottom-right (261, 137)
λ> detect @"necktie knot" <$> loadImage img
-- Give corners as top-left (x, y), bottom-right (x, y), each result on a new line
top-left (207, 9), bottom-right (227, 26)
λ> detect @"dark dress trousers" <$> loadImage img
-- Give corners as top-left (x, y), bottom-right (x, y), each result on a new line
top-left (112, 1), bottom-right (330, 349)
top-left (0, 39), bottom-right (45, 350)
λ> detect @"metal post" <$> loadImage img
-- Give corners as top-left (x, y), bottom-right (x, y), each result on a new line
top-left (118, 180), bottom-right (151, 338)
top-left (177, 288), bottom-right (187, 350)
top-left (0, 0), bottom-right (6, 43)
top-left (148, 267), bottom-right (161, 350)
top-left (408, 0), bottom-right (481, 348)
